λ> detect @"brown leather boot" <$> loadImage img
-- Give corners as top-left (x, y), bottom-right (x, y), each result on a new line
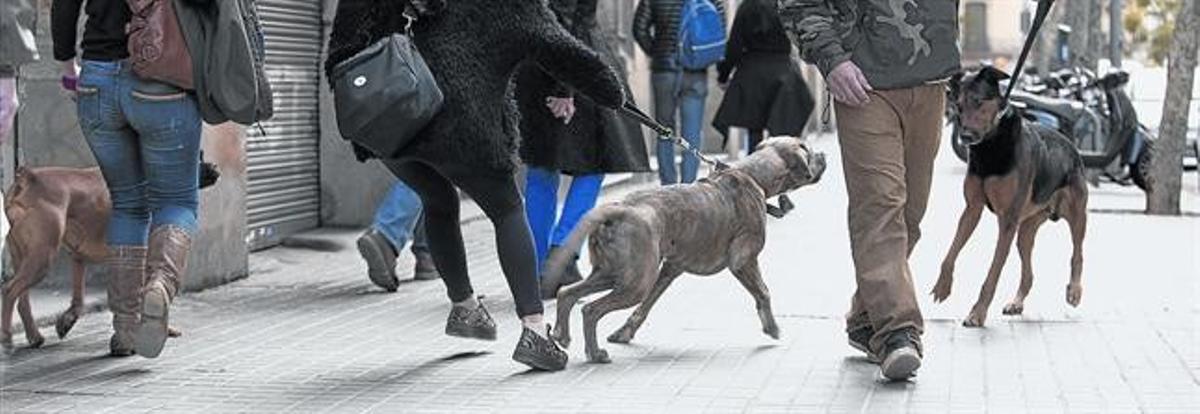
top-left (135, 225), bottom-right (191, 359)
top-left (107, 246), bottom-right (147, 357)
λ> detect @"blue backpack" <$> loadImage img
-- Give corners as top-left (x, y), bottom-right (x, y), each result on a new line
top-left (677, 0), bottom-right (726, 70)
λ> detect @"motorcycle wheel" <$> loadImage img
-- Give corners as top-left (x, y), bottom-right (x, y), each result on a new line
top-left (1131, 138), bottom-right (1152, 191)
top-left (951, 120), bottom-right (970, 162)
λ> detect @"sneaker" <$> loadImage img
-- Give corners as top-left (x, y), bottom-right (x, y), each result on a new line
top-left (412, 251), bottom-right (440, 281)
top-left (879, 328), bottom-right (923, 381)
top-left (512, 324), bottom-right (568, 371)
top-left (847, 324), bottom-right (877, 362)
top-left (445, 298), bottom-right (497, 340)
top-left (357, 229), bottom-right (399, 292)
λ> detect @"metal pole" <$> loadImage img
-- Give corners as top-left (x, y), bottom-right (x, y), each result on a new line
top-left (1111, 0), bottom-right (1123, 68)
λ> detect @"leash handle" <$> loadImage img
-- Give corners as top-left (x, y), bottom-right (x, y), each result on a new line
top-left (1006, 0), bottom-right (1056, 100)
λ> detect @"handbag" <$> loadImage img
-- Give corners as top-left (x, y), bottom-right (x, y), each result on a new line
top-left (126, 0), bottom-right (195, 90)
top-left (330, 26), bottom-right (443, 159)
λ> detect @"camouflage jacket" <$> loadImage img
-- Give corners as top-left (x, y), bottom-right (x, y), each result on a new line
top-left (778, 0), bottom-right (961, 90)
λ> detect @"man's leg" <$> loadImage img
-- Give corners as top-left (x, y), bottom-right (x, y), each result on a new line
top-left (678, 70), bottom-right (709, 184)
top-left (834, 90), bottom-right (924, 355)
top-left (901, 85), bottom-right (946, 256)
top-left (358, 181), bottom-right (423, 291)
top-left (652, 72), bottom-right (681, 185)
top-left (523, 167), bottom-right (560, 273)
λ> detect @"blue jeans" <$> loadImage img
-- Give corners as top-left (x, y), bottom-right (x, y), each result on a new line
top-left (372, 181), bottom-right (427, 253)
top-left (77, 60), bottom-right (202, 246)
top-left (524, 167), bottom-right (603, 274)
top-left (652, 70), bottom-right (708, 185)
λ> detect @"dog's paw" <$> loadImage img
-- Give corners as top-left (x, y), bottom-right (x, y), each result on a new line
top-left (586, 348), bottom-right (611, 364)
top-left (763, 324), bottom-right (781, 340)
top-left (1001, 302), bottom-right (1024, 315)
top-left (1066, 283), bottom-right (1083, 307)
top-left (962, 312), bottom-right (987, 328)
top-left (606, 327), bottom-right (634, 344)
top-left (55, 312), bottom-right (79, 339)
top-left (25, 332), bottom-right (45, 349)
top-left (931, 277), bottom-right (953, 303)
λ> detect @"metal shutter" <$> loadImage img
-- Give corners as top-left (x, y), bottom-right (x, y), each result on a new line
top-left (246, 0), bottom-right (323, 251)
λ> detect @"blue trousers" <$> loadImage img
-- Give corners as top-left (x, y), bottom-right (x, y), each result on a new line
top-left (523, 167), bottom-right (603, 274)
top-left (77, 60), bottom-right (202, 246)
top-left (652, 70), bottom-right (708, 185)
top-left (372, 181), bottom-right (427, 253)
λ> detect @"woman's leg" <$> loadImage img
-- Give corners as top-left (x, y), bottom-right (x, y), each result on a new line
top-left (383, 160), bottom-right (473, 303)
top-left (550, 173), bottom-right (603, 249)
top-left (524, 167), bottom-right (560, 273)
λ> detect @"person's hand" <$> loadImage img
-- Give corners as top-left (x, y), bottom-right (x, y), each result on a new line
top-left (545, 96), bottom-right (575, 124)
top-left (827, 61), bottom-right (873, 107)
top-left (59, 60), bottom-right (79, 100)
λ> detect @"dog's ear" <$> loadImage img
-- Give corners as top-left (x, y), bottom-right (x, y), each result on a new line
top-left (977, 66), bottom-right (1011, 86)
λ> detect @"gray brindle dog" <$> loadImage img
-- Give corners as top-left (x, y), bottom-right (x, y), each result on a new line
top-left (543, 137), bottom-right (827, 363)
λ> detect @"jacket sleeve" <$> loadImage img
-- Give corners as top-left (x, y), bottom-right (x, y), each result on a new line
top-left (50, 0), bottom-right (85, 61)
top-left (632, 0), bottom-right (654, 57)
top-left (778, 0), bottom-right (850, 77)
top-left (717, 0), bottom-right (751, 84)
top-left (527, 8), bottom-right (624, 110)
top-left (549, 0), bottom-right (602, 98)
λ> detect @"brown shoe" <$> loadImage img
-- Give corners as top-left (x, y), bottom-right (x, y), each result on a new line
top-left (412, 250), bottom-right (440, 281)
top-left (106, 246), bottom-right (147, 357)
top-left (135, 226), bottom-right (192, 359)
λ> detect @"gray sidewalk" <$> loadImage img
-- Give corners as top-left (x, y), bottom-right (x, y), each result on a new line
top-left (2, 135), bottom-right (1197, 413)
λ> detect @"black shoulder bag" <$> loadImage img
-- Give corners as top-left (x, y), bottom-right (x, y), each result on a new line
top-left (330, 8), bottom-right (443, 159)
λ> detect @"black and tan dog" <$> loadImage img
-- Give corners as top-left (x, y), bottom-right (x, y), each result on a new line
top-left (2, 163), bottom-right (218, 351)
top-left (543, 137), bottom-right (826, 363)
top-left (933, 67), bottom-right (1088, 327)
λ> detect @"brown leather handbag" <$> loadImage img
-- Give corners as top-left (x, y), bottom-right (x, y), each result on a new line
top-left (126, 0), bottom-right (194, 90)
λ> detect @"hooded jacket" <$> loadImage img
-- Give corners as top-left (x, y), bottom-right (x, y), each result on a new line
top-left (779, 0), bottom-right (961, 90)
top-left (326, 0), bottom-right (626, 174)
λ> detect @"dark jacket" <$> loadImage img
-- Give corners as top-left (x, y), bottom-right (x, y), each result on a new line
top-left (712, 0), bottom-right (811, 137)
top-left (326, 0), bottom-right (626, 175)
top-left (633, 0), bottom-right (727, 72)
top-left (779, 0), bottom-right (961, 90)
top-left (516, 0), bottom-right (649, 175)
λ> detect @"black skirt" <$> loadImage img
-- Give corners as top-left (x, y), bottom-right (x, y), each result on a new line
top-left (713, 53), bottom-right (814, 137)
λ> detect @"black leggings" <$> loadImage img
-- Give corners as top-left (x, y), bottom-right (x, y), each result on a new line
top-left (382, 160), bottom-right (543, 317)
top-left (747, 129), bottom-right (765, 154)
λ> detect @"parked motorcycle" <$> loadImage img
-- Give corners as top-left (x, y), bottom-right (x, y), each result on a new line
top-left (948, 68), bottom-right (1153, 190)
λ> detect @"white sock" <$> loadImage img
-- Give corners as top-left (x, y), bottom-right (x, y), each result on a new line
top-left (453, 296), bottom-right (479, 309)
top-left (521, 314), bottom-right (547, 338)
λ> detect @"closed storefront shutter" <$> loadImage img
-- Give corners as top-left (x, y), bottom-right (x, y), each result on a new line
top-left (246, 0), bottom-right (323, 250)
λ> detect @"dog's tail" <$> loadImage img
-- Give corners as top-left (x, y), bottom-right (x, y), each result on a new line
top-left (541, 204), bottom-right (632, 283)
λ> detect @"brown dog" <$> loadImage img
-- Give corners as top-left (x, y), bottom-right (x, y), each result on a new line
top-left (2, 164), bottom-right (217, 351)
top-left (544, 137), bottom-right (826, 363)
top-left (933, 67), bottom-right (1088, 327)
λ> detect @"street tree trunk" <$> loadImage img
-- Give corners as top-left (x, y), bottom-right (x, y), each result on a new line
top-left (1146, 0), bottom-right (1200, 215)
top-left (1066, 0), bottom-right (1096, 70)
top-left (1088, 0), bottom-right (1105, 69)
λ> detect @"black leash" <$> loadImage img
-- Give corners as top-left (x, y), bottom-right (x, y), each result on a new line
top-left (619, 102), bottom-right (730, 171)
top-left (1005, 0), bottom-right (1057, 100)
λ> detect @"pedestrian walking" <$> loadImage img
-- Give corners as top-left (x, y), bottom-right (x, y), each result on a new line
top-left (1, 0), bottom-right (39, 260)
top-left (327, 0), bottom-right (628, 371)
top-left (51, 0), bottom-right (204, 358)
top-left (711, 0), bottom-right (812, 153)
top-left (633, 0), bottom-right (727, 185)
top-left (780, 0), bottom-right (961, 381)
top-left (516, 0), bottom-right (651, 299)
top-left (357, 181), bottom-right (439, 293)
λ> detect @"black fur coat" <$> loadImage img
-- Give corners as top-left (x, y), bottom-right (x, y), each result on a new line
top-left (327, 0), bottom-right (626, 175)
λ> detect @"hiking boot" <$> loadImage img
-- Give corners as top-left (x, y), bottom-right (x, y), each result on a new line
top-left (357, 229), bottom-right (399, 292)
top-left (135, 226), bottom-right (191, 359)
top-left (847, 324), bottom-right (877, 362)
top-left (879, 328), bottom-right (923, 381)
top-left (106, 246), bottom-right (147, 357)
top-left (512, 324), bottom-right (568, 371)
top-left (412, 250), bottom-right (440, 281)
top-left (445, 298), bottom-right (497, 340)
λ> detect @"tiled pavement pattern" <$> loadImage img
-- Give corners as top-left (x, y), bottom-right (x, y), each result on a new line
top-left (2, 137), bottom-right (1197, 413)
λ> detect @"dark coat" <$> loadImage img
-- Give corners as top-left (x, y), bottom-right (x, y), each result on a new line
top-left (326, 0), bottom-right (626, 176)
top-left (516, 0), bottom-right (650, 175)
top-left (712, 0), bottom-right (813, 138)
